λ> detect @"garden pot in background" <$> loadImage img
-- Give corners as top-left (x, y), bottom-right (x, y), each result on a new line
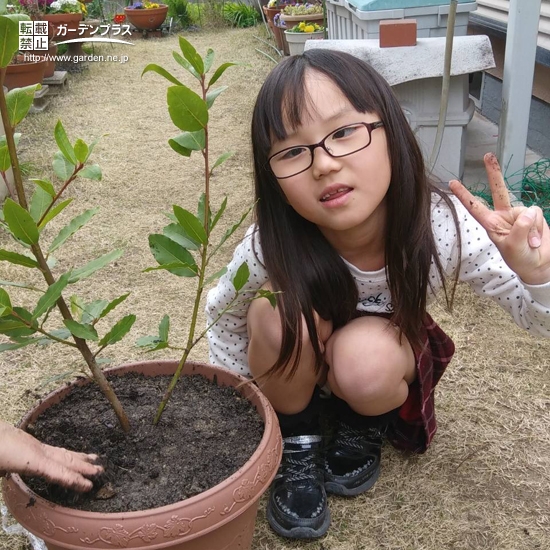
top-left (284, 30), bottom-right (325, 55)
top-left (4, 56), bottom-right (47, 91)
top-left (2, 360), bottom-right (282, 550)
top-left (42, 13), bottom-right (83, 41)
top-left (124, 5), bottom-right (169, 30)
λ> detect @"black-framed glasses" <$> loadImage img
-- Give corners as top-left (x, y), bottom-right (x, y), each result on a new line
top-left (268, 121), bottom-right (384, 179)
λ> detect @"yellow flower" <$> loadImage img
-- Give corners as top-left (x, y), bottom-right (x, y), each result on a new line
top-left (298, 22), bottom-right (306, 29)
top-left (304, 25), bottom-right (315, 32)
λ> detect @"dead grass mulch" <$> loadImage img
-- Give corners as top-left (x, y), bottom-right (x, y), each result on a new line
top-left (1, 26), bottom-right (549, 550)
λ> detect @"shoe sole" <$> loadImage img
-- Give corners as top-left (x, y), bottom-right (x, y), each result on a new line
top-left (325, 466), bottom-right (380, 497)
top-left (266, 507), bottom-right (331, 540)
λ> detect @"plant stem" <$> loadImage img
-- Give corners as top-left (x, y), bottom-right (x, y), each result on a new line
top-left (0, 71), bottom-right (28, 211)
top-left (153, 75), bottom-right (212, 425)
top-left (0, 83), bottom-right (131, 433)
top-left (37, 169), bottom-right (81, 227)
top-left (31, 244), bottom-right (131, 432)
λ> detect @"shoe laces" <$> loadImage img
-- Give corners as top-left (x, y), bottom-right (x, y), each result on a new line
top-left (276, 435), bottom-right (324, 483)
top-left (333, 421), bottom-right (384, 451)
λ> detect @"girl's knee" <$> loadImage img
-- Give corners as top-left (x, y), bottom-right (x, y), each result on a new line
top-left (326, 316), bottom-right (415, 402)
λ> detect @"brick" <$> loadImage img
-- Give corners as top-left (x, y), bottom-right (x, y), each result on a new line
top-left (379, 19), bottom-right (417, 48)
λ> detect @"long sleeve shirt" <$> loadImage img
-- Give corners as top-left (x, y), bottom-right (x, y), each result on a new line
top-left (206, 195), bottom-right (550, 377)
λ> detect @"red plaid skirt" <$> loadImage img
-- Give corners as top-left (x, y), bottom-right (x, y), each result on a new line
top-left (386, 313), bottom-right (455, 453)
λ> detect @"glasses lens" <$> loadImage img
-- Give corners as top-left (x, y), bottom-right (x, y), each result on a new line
top-left (269, 146), bottom-right (312, 179)
top-left (326, 123), bottom-right (371, 157)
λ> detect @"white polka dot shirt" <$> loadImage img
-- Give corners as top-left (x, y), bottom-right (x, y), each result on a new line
top-left (206, 194), bottom-right (550, 376)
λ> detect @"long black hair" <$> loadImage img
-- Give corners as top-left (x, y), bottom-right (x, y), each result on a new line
top-left (250, 49), bottom-right (460, 380)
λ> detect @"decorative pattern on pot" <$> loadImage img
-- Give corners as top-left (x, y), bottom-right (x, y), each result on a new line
top-left (220, 441), bottom-right (281, 516)
top-left (79, 509), bottom-right (215, 547)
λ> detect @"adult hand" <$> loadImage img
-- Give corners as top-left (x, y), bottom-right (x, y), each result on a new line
top-left (449, 152), bottom-right (550, 286)
top-left (0, 420), bottom-right (103, 492)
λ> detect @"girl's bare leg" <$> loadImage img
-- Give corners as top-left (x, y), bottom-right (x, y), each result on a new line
top-left (246, 286), bottom-right (332, 414)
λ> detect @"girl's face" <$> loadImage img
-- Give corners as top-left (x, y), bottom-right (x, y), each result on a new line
top-left (269, 70), bottom-right (391, 248)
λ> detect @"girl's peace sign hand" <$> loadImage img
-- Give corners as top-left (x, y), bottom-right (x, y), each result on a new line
top-left (449, 153), bottom-right (550, 286)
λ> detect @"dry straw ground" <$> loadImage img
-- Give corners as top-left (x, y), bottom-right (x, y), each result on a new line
top-left (0, 26), bottom-right (549, 550)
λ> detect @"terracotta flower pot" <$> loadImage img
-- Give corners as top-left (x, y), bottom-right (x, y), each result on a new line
top-left (4, 55), bottom-right (47, 91)
top-left (280, 13), bottom-right (325, 27)
top-left (2, 360), bottom-right (282, 550)
top-left (284, 30), bottom-right (325, 55)
top-left (41, 13), bottom-right (83, 41)
top-left (124, 5), bottom-right (169, 31)
top-left (262, 5), bottom-right (289, 51)
top-left (29, 43), bottom-right (57, 78)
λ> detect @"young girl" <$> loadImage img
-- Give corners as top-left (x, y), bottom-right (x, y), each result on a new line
top-left (206, 49), bottom-right (550, 540)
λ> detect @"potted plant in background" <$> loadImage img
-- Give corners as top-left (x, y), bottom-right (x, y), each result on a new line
top-left (124, 1), bottom-right (169, 31)
top-left (280, 1), bottom-right (324, 27)
top-left (284, 19), bottom-right (325, 55)
top-left (262, 0), bottom-right (290, 52)
top-left (0, 8), bottom-right (281, 548)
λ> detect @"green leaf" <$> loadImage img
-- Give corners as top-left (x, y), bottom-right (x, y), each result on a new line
top-left (63, 319), bottom-right (99, 341)
top-left (148, 234), bottom-right (198, 277)
top-left (0, 288), bottom-right (12, 317)
top-left (218, 205), bottom-right (254, 249)
top-left (203, 266), bottom-right (227, 287)
top-left (0, 339), bottom-right (40, 352)
top-left (162, 223), bottom-right (200, 251)
top-left (208, 62), bottom-right (238, 88)
top-left (204, 48), bottom-right (214, 73)
top-left (168, 139), bottom-right (191, 157)
top-left (86, 135), bottom-right (101, 161)
top-left (39, 198), bottom-right (73, 229)
top-left (0, 307), bottom-right (36, 338)
top-left (48, 207), bottom-right (99, 254)
top-left (6, 86), bottom-right (39, 127)
top-left (0, 134), bottom-right (21, 171)
top-left (99, 314), bottom-right (136, 347)
top-left (0, 279), bottom-right (41, 291)
top-left (211, 151), bottom-right (234, 173)
top-left (99, 293), bottom-right (130, 319)
top-left (70, 294), bottom-right (85, 321)
top-left (167, 85), bottom-right (208, 133)
top-left (29, 186), bottom-right (53, 223)
top-left (197, 193), bottom-right (211, 229)
top-left (136, 335), bottom-right (162, 349)
top-left (142, 63), bottom-right (184, 86)
top-left (256, 288), bottom-right (278, 309)
top-left (3, 198), bottom-right (39, 245)
top-left (169, 130), bottom-right (205, 152)
top-left (0, 15), bottom-right (19, 68)
top-left (143, 262), bottom-right (198, 275)
top-left (232, 261), bottom-right (250, 292)
top-left (73, 139), bottom-right (89, 163)
top-left (211, 197), bottom-right (227, 231)
top-left (54, 120), bottom-right (77, 165)
top-left (79, 164), bottom-right (102, 180)
top-left (158, 314), bottom-right (169, 342)
top-left (178, 36), bottom-right (204, 75)
top-left (172, 52), bottom-right (200, 80)
top-left (173, 206), bottom-right (207, 245)
top-left (52, 151), bottom-right (75, 181)
top-left (82, 299), bottom-right (109, 323)
top-left (206, 86), bottom-right (228, 109)
top-left (33, 272), bottom-right (71, 320)
top-left (0, 249), bottom-right (38, 268)
top-left (31, 178), bottom-right (55, 197)
top-left (69, 249), bottom-right (124, 283)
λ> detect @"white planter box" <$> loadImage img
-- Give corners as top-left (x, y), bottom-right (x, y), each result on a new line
top-left (284, 31), bottom-right (325, 55)
top-left (326, 0), bottom-right (477, 40)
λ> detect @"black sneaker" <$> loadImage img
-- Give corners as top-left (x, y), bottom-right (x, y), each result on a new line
top-left (267, 435), bottom-right (330, 539)
top-left (324, 421), bottom-right (383, 496)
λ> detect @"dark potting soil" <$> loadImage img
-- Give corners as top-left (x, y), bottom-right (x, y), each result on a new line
top-left (24, 373), bottom-right (264, 513)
